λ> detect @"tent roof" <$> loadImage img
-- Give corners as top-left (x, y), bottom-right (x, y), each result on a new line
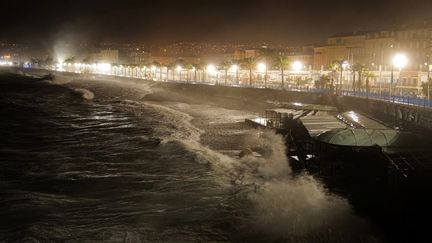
top-left (316, 129), bottom-right (401, 147)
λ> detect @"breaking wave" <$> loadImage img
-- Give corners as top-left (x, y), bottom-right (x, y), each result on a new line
top-left (73, 88), bottom-right (95, 100)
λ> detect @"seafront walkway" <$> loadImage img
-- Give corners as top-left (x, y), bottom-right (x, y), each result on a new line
top-left (28, 65), bottom-right (432, 109)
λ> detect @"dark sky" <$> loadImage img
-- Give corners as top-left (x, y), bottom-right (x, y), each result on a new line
top-left (2, 0), bottom-right (432, 45)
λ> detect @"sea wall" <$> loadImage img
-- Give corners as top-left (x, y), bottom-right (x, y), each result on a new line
top-left (339, 96), bottom-right (432, 130)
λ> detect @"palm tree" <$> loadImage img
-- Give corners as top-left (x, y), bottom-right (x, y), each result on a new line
top-left (421, 79), bottom-right (432, 97)
top-left (64, 56), bottom-right (75, 63)
top-left (351, 64), bottom-right (365, 92)
top-left (329, 60), bottom-right (342, 92)
top-left (355, 64), bottom-right (366, 92)
top-left (219, 61), bottom-right (232, 85)
top-left (242, 57), bottom-right (257, 86)
top-left (259, 48), bottom-right (274, 88)
top-left (316, 75), bottom-right (331, 89)
top-left (167, 63), bottom-right (175, 81)
top-left (200, 62), bottom-right (208, 82)
top-left (184, 63), bottom-right (193, 82)
top-left (274, 55), bottom-right (290, 88)
top-left (151, 61), bottom-right (162, 80)
top-left (364, 70), bottom-right (376, 94)
top-left (193, 64), bottom-right (201, 82)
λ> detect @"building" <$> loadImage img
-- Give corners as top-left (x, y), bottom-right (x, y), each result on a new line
top-left (90, 49), bottom-right (119, 63)
top-left (233, 49), bottom-right (261, 60)
top-left (313, 32), bottom-right (366, 70)
top-left (129, 50), bottom-right (151, 64)
top-left (364, 30), bottom-right (395, 71)
top-left (99, 49), bottom-right (119, 63)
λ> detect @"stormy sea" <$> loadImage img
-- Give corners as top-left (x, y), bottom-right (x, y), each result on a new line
top-left (0, 69), bottom-right (382, 242)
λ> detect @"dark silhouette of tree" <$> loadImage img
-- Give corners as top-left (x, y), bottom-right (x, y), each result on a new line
top-left (241, 57), bottom-right (257, 86)
top-left (275, 55), bottom-right (290, 88)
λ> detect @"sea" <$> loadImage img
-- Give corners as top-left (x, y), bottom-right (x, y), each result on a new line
top-left (0, 70), bottom-right (382, 242)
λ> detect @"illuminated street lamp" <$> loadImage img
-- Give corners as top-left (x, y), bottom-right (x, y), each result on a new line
top-left (257, 62), bottom-right (267, 88)
top-left (176, 65), bottom-right (182, 80)
top-left (257, 62), bottom-right (266, 72)
top-left (151, 65), bottom-right (157, 79)
top-left (230, 64), bottom-right (239, 84)
top-left (207, 64), bottom-right (216, 74)
top-left (390, 54), bottom-right (408, 98)
top-left (206, 64), bottom-right (217, 84)
top-left (292, 61), bottom-right (303, 71)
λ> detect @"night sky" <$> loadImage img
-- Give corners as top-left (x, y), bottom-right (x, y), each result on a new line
top-left (2, 0), bottom-right (432, 45)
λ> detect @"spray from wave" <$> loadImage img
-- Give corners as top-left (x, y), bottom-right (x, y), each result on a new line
top-left (231, 130), bottom-right (379, 242)
top-left (72, 88), bottom-right (95, 100)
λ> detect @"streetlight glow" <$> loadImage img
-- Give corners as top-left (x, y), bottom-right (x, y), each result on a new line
top-left (292, 61), bottom-right (303, 71)
top-left (342, 60), bottom-right (349, 69)
top-left (230, 64), bottom-right (238, 72)
top-left (207, 64), bottom-right (217, 75)
top-left (392, 53), bottom-right (408, 69)
top-left (257, 63), bottom-right (266, 72)
top-left (151, 65), bottom-right (157, 71)
top-left (176, 65), bottom-right (182, 72)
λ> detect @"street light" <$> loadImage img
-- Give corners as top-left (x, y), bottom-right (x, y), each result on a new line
top-left (257, 62), bottom-right (266, 72)
top-left (257, 62), bottom-right (267, 88)
top-left (207, 64), bottom-right (217, 84)
top-left (230, 64), bottom-right (239, 84)
top-left (207, 64), bottom-right (217, 75)
top-left (176, 65), bottom-right (182, 81)
top-left (292, 61), bottom-right (303, 71)
top-left (150, 65), bottom-right (157, 79)
top-left (390, 53), bottom-right (408, 99)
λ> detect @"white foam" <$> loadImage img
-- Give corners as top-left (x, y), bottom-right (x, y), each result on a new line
top-left (73, 88), bottom-right (95, 100)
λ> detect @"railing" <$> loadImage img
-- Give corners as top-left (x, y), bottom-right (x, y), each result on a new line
top-left (342, 90), bottom-right (432, 108)
top-left (44, 65), bottom-right (432, 109)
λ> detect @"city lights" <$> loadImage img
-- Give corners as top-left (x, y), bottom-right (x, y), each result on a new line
top-left (207, 64), bottom-right (217, 75)
top-left (230, 64), bottom-right (238, 72)
top-left (0, 61), bottom-right (13, 66)
top-left (257, 63), bottom-right (266, 72)
top-left (342, 60), bottom-right (349, 69)
top-left (176, 65), bottom-right (182, 72)
top-left (393, 53), bottom-right (408, 69)
top-left (292, 61), bottom-right (303, 71)
top-left (96, 63), bottom-right (112, 73)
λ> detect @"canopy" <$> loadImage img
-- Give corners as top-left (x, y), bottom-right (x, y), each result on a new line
top-left (316, 128), bottom-right (401, 147)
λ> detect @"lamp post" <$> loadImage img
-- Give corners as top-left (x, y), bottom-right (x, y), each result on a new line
top-left (176, 65), bottom-right (182, 81)
top-left (207, 64), bottom-right (217, 84)
top-left (391, 53), bottom-right (408, 100)
top-left (231, 64), bottom-right (239, 84)
top-left (257, 63), bottom-right (267, 88)
top-left (292, 61), bottom-right (303, 89)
